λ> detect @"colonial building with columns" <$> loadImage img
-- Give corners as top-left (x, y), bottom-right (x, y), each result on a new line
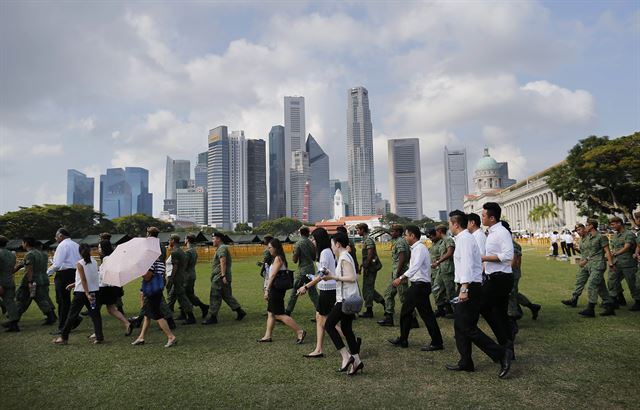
top-left (464, 162), bottom-right (582, 233)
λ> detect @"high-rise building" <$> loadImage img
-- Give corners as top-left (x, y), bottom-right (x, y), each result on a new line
top-left (229, 130), bottom-right (248, 226)
top-left (268, 125), bottom-right (287, 220)
top-left (99, 167), bottom-right (152, 219)
top-left (388, 138), bottom-right (422, 220)
top-left (164, 156), bottom-right (190, 214)
top-left (444, 147), bottom-right (469, 214)
top-left (306, 134), bottom-right (331, 222)
top-left (247, 139), bottom-right (267, 225)
top-left (67, 169), bottom-right (94, 207)
top-left (290, 150), bottom-right (309, 221)
top-left (177, 187), bottom-right (208, 225)
top-left (208, 126), bottom-right (230, 229)
top-left (284, 96), bottom-right (306, 217)
top-left (194, 151), bottom-right (208, 189)
top-left (347, 86), bottom-right (375, 215)
top-left (374, 192), bottom-right (391, 216)
top-left (438, 210), bottom-right (448, 222)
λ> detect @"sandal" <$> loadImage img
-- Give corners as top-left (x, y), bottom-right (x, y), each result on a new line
top-left (131, 339), bottom-right (145, 346)
top-left (164, 338), bottom-right (178, 348)
top-left (52, 337), bottom-right (67, 345)
top-left (257, 338), bottom-right (272, 343)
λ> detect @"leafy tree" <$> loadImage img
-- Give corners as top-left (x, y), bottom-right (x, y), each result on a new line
top-left (379, 213), bottom-right (412, 227)
top-left (547, 133), bottom-right (640, 225)
top-left (528, 203), bottom-right (558, 230)
top-left (252, 217), bottom-right (302, 236)
top-left (234, 222), bottom-right (252, 233)
top-left (413, 216), bottom-right (438, 231)
top-left (111, 214), bottom-right (173, 237)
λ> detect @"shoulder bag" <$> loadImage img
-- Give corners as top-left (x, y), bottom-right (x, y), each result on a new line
top-left (340, 256), bottom-right (363, 315)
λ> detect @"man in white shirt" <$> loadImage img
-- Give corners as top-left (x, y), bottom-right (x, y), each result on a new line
top-left (445, 211), bottom-right (512, 378)
top-left (387, 225), bottom-right (443, 351)
top-left (564, 230), bottom-right (575, 257)
top-left (467, 213), bottom-right (486, 256)
top-left (550, 231), bottom-right (559, 256)
top-left (480, 202), bottom-right (515, 354)
top-left (47, 228), bottom-right (81, 333)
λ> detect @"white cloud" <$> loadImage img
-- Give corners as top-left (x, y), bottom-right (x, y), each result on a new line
top-left (30, 144), bottom-right (63, 157)
top-left (68, 117), bottom-right (95, 131)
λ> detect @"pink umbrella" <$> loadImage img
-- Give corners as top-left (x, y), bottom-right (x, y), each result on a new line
top-left (100, 237), bottom-right (161, 287)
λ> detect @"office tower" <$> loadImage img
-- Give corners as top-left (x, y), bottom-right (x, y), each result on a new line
top-left (444, 146), bottom-right (469, 213)
top-left (438, 210), bottom-right (448, 222)
top-left (333, 189), bottom-right (345, 220)
top-left (306, 134), bottom-right (331, 222)
top-left (208, 126), bottom-right (230, 229)
top-left (347, 86), bottom-right (375, 215)
top-left (177, 187), bottom-right (208, 225)
top-left (164, 156), bottom-right (190, 214)
top-left (269, 125), bottom-right (286, 219)
top-left (99, 167), bottom-right (152, 219)
top-left (126, 167), bottom-right (152, 215)
top-left (374, 192), bottom-right (391, 216)
top-left (194, 151), bottom-right (208, 189)
top-left (388, 138), bottom-right (422, 220)
top-left (290, 150), bottom-right (309, 221)
top-left (67, 169), bottom-right (94, 207)
top-left (284, 96), bottom-right (306, 216)
top-left (497, 162), bottom-right (517, 189)
top-left (247, 139), bottom-right (267, 225)
top-left (229, 130), bottom-right (248, 226)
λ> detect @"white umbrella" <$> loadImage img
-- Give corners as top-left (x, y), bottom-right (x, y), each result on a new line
top-left (100, 237), bottom-right (161, 287)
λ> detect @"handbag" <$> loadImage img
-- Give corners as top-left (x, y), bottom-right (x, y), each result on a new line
top-left (142, 271), bottom-right (165, 296)
top-left (339, 256), bottom-right (363, 315)
top-left (272, 269), bottom-right (294, 290)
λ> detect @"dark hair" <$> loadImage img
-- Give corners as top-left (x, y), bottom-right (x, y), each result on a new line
top-left (99, 240), bottom-right (114, 257)
top-left (212, 232), bottom-right (225, 239)
top-left (356, 223), bottom-right (369, 233)
top-left (299, 226), bottom-right (310, 237)
top-left (263, 235), bottom-right (273, 245)
top-left (269, 238), bottom-right (288, 267)
top-left (483, 202), bottom-right (501, 221)
top-left (426, 228), bottom-right (437, 237)
top-left (390, 224), bottom-right (404, 234)
top-left (405, 225), bottom-right (421, 239)
top-left (575, 223), bottom-right (585, 229)
top-left (587, 218), bottom-right (599, 229)
top-left (502, 220), bottom-right (512, 234)
top-left (57, 228), bottom-right (71, 238)
top-left (332, 232), bottom-right (350, 248)
top-left (22, 237), bottom-right (37, 248)
top-left (79, 243), bottom-right (92, 264)
top-left (436, 225), bottom-right (448, 234)
top-left (608, 216), bottom-right (623, 224)
top-left (467, 212), bottom-right (481, 227)
top-left (0, 235), bottom-right (7, 247)
top-left (147, 227), bottom-right (159, 237)
top-left (449, 210), bottom-right (468, 229)
top-left (553, 230), bottom-right (558, 234)
top-left (186, 234), bottom-right (197, 243)
top-left (170, 234), bottom-right (181, 244)
top-left (336, 226), bottom-right (347, 234)
top-left (311, 227), bottom-right (331, 261)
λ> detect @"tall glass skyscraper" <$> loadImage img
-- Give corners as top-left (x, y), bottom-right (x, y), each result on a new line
top-left (444, 146), bottom-right (469, 214)
top-left (194, 151), bottom-right (208, 189)
top-left (388, 138), bottom-right (422, 220)
top-left (306, 134), bottom-right (331, 222)
top-left (67, 169), bottom-right (94, 207)
top-left (268, 125), bottom-right (286, 219)
top-left (347, 86), bottom-right (375, 216)
top-left (164, 156), bottom-right (190, 214)
top-left (284, 96), bottom-right (306, 217)
top-left (99, 167), bottom-right (152, 219)
top-left (247, 139), bottom-right (267, 225)
top-left (208, 126), bottom-right (230, 229)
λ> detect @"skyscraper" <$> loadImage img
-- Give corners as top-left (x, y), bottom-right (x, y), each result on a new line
top-left (126, 167), bottom-right (153, 215)
top-left (164, 156), bottom-right (190, 214)
top-left (388, 138), bottom-right (422, 220)
top-left (247, 139), bottom-right (267, 225)
top-left (284, 96), bottom-right (306, 217)
top-left (208, 126), bottom-right (230, 229)
top-left (290, 150), bottom-right (309, 221)
top-left (268, 125), bottom-right (286, 220)
top-left (99, 167), bottom-right (152, 219)
top-left (194, 151), bottom-right (208, 189)
top-left (444, 146), bottom-right (469, 214)
top-left (306, 134), bottom-right (331, 222)
top-left (229, 130), bottom-right (248, 226)
top-left (347, 86), bottom-right (375, 215)
top-left (67, 169), bottom-right (94, 207)
top-left (177, 187), bottom-right (207, 225)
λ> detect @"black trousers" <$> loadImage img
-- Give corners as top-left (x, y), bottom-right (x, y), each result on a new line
top-left (54, 269), bottom-right (76, 329)
top-left (566, 243), bottom-right (574, 257)
top-left (480, 272), bottom-right (514, 347)
top-left (400, 281), bottom-right (442, 346)
top-left (560, 242), bottom-right (567, 255)
top-left (61, 291), bottom-right (103, 341)
top-left (454, 283), bottom-right (504, 369)
top-left (325, 303), bottom-right (359, 354)
top-left (552, 243), bottom-right (559, 256)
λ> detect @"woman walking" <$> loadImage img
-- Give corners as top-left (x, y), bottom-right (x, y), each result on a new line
top-left (52, 244), bottom-right (103, 345)
top-left (258, 238), bottom-right (306, 343)
top-left (321, 232), bottom-right (364, 375)
top-left (96, 240), bottom-right (132, 337)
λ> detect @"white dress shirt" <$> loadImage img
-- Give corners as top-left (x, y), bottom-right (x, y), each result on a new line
top-left (402, 241), bottom-right (431, 283)
top-left (453, 229), bottom-right (484, 284)
top-left (484, 222), bottom-right (514, 274)
top-left (472, 228), bottom-right (487, 256)
top-left (564, 233), bottom-right (574, 244)
top-left (316, 248), bottom-right (337, 291)
top-left (47, 238), bottom-right (81, 275)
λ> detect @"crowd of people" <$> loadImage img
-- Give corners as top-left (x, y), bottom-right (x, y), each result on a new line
top-left (1, 204), bottom-right (639, 378)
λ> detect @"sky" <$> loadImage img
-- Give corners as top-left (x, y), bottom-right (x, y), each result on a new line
top-left (1, 0), bottom-right (639, 219)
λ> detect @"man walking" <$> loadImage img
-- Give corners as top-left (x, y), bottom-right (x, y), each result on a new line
top-left (387, 225), bottom-right (443, 351)
top-left (357, 223), bottom-right (385, 318)
top-left (607, 217), bottom-right (640, 311)
top-left (47, 228), bottom-right (81, 334)
top-left (432, 225), bottom-right (455, 318)
top-left (286, 227), bottom-right (317, 315)
top-left (203, 232), bottom-right (246, 325)
top-left (184, 234), bottom-right (209, 318)
top-left (561, 224), bottom-right (591, 307)
top-left (578, 219), bottom-right (616, 317)
top-left (445, 210), bottom-right (512, 378)
top-left (0, 236), bottom-right (20, 332)
top-left (467, 213), bottom-right (486, 256)
top-left (167, 235), bottom-right (196, 324)
top-left (378, 225), bottom-right (410, 327)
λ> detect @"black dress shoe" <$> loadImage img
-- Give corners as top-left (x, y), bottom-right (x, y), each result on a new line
top-left (499, 349), bottom-right (514, 378)
top-left (303, 353), bottom-right (324, 358)
top-left (235, 308), bottom-right (247, 321)
top-left (257, 338), bottom-right (272, 343)
top-left (387, 338), bottom-right (408, 348)
top-left (377, 316), bottom-right (394, 327)
top-left (202, 316), bottom-right (218, 325)
top-left (531, 304), bottom-right (541, 320)
top-left (445, 364), bottom-right (474, 372)
top-left (421, 344), bottom-right (443, 352)
top-left (200, 304), bottom-right (209, 318)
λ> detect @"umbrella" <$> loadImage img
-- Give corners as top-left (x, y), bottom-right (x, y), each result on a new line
top-left (100, 237), bottom-right (161, 287)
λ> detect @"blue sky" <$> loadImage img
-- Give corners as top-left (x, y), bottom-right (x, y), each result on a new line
top-left (1, 0), bottom-right (638, 218)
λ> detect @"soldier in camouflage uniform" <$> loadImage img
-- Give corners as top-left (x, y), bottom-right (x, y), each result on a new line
top-left (378, 225), bottom-right (410, 327)
top-left (578, 219), bottom-right (616, 317)
top-left (357, 223), bottom-right (386, 318)
top-left (432, 225), bottom-right (455, 318)
top-left (167, 234), bottom-right (196, 324)
top-left (561, 224), bottom-right (591, 307)
top-left (607, 217), bottom-right (640, 311)
top-left (184, 234), bottom-right (209, 319)
top-left (286, 227), bottom-right (318, 315)
top-left (0, 236), bottom-right (20, 332)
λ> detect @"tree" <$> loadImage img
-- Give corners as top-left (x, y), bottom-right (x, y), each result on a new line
top-left (0, 204), bottom-right (109, 239)
top-left (547, 133), bottom-right (640, 225)
top-left (529, 203), bottom-right (559, 230)
top-left (111, 214), bottom-right (174, 237)
top-left (252, 217), bottom-right (303, 236)
top-left (234, 222), bottom-right (252, 233)
top-left (379, 213), bottom-right (412, 228)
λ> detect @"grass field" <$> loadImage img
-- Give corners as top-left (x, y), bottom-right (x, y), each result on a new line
top-left (2, 246), bottom-right (640, 409)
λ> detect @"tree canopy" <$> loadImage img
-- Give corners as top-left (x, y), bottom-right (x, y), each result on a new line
top-left (547, 133), bottom-right (640, 225)
top-left (111, 214), bottom-right (174, 237)
top-left (252, 217), bottom-right (302, 236)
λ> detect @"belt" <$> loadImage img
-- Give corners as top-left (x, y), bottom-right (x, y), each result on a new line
top-left (483, 271), bottom-right (513, 281)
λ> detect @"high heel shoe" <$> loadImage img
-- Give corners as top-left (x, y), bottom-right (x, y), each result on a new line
top-left (296, 330), bottom-right (307, 344)
top-left (337, 355), bottom-right (355, 372)
top-left (347, 361), bottom-right (364, 376)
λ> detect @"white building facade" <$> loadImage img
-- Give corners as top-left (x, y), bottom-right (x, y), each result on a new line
top-left (388, 138), bottom-right (422, 220)
top-left (229, 130), bottom-right (248, 226)
top-left (177, 187), bottom-right (208, 226)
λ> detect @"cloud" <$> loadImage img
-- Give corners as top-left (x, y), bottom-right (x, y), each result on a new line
top-left (30, 144), bottom-right (63, 157)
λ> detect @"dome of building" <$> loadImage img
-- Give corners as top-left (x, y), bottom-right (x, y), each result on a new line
top-left (476, 148), bottom-right (499, 171)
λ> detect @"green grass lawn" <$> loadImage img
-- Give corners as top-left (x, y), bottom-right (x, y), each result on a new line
top-left (2, 246), bottom-right (639, 409)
